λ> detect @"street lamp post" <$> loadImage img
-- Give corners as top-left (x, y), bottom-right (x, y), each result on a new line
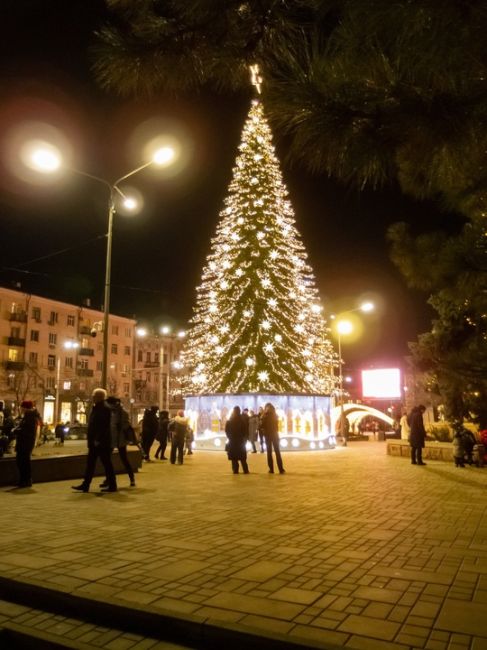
top-left (26, 144), bottom-right (176, 390)
top-left (76, 158), bottom-right (173, 390)
top-left (159, 326), bottom-right (171, 412)
top-left (332, 301), bottom-right (375, 445)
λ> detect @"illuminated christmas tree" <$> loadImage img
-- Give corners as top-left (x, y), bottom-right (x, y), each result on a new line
top-left (182, 99), bottom-right (337, 395)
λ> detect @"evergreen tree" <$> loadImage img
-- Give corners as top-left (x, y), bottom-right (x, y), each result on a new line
top-left (388, 220), bottom-right (487, 427)
top-left (182, 99), bottom-right (337, 394)
top-left (93, 1), bottom-right (487, 218)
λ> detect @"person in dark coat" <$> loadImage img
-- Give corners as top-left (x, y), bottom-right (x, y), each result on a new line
top-left (105, 396), bottom-right (136, 486)
top-left (260, 402), bottom-right (285, 474)
top-left (168, 410), bottom-right (190, 465)
top-left (72, 388), bottom-right (117, 493)
top-left (408, 405), bottom-right (427, 466)
top-left (257, 406), bottom-right (265, 452)
top-left (225, 406), bottom-right (249, 474)
top-left (141, 406), bottom-right (159, 461)
top-left (14, 400), bottom-right (38, 487)
top-left (155, 410), bottom-right (170, 460)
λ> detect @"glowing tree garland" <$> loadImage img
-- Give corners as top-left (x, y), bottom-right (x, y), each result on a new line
top-left (182, 99), bottom-right (338, 395)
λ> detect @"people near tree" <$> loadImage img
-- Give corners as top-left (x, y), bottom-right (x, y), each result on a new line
top-left (408, 405), bottom-right (427, 466)
top-left (336, 412), bottom-right (350, 445)
top-left (257, 406), bottom-right (265, 453)
top-left (260, 402), bottom-right (285, 474)
top-left (400, 408), bottom-right (410, 441)
top-left (169, 410), bottom-right (189, 465)
top-left (72, 388), bottom-right (117, 493)
top-left (248, 409), bottom-right (259, 453)
top-left (141, 406), bottom-right (159, 461)
top-left (184, 425), bottom-right (194, 455)
top-left (14, 400), bottom-right (38, 488)
top-left (452, 428), bottom-right (466, 467)
top-left (106, 396), bottom-right (136, 487)
top-left (461, 427), bottom-right (477, 465)
top-left (225, 406), bottom-right (249, 474)
top-left (155, 409), bottom-right (170, 460)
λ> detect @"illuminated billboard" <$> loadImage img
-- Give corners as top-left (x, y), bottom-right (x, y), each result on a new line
top-left (362, 368), bottom-right (401, 399)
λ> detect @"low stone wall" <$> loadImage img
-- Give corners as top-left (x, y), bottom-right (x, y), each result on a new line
top-left (387, 439), bottom-right (454, 462)
top-left (0, 448), bottom-right (143, 487)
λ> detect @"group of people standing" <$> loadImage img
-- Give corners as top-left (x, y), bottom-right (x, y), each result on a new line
top-left (139, 406), bottom-right (193, 465)
top-left (72, 389), bottom-right (136, 493)
top-left (225, 403), bottom-right (285, 475)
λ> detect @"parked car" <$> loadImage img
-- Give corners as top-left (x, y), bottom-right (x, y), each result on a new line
top-left (64, 424), bottom-right (88, 440)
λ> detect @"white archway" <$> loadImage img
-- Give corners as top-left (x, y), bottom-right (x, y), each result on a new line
top-left (331, 403), bottom-right (394, 432)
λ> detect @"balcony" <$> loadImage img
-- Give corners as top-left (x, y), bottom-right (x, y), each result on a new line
top-left (79, 348), bottom-right (94, 356)
top-left (79, 326), bottom-right (91, 335)
top-left (8, 337), bottom-right (26, 347)
top-left (143, 361), bottom-right (159, 368)
top-left (5, 361), bottom-right (26, 371)
top-left (9, 312), bottom-right (27, 323)
top-left (77, 368), bottom-right (94, 377)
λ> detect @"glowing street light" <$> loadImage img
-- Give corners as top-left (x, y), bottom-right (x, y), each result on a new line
top-left (26, 142), bottom-right (176, 389)
top-left (332, 301), bottom-right (375, 446)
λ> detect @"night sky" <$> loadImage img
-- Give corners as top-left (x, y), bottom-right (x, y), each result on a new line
top-left (0, 1), bottom-right (463, 371)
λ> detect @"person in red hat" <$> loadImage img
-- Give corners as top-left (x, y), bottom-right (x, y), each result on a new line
top-left (15, 400), bottom-right (38, 488)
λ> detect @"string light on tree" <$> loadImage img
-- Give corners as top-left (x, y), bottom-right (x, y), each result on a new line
top-left (182, 79), bottom-right (337, 394)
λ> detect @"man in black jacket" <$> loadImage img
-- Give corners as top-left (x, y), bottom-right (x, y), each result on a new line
top-left (408, 405), bottom-right (427, 466)
top-left (72, 388), bottom-right (117, 493)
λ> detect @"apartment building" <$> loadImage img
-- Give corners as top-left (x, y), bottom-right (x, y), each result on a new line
top-left (133, 331), bottom-right (185, 419)
top-left (0, 286), bottom-right (136, 424)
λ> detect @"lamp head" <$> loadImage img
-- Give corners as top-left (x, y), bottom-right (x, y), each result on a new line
top-left (360, 301), bottom-right (374, 313)
top-left (25, 142), bottom-right (62, 173)
top-left (337, 320), bottom-right (353, 336)
top-left (152, 147), bottom-right (175, 166)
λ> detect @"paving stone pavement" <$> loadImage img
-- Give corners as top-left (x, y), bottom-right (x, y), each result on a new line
top-left (1, 441), bottom-right (487, 649)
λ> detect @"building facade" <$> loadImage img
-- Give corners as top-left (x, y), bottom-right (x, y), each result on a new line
top-left (132, 331), bottom-right (185, 421)
top-left (0, 286), bottom-right (136, 424)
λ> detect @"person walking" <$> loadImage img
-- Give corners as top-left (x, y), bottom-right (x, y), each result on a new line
top-left (399, 408), bottom-right (410, 441)
top-left (105, 396), bottom-right (136, 487)
top-left (72, 388), bottom-right (117, 493)
top-left (141, 406), bottom-right (159, 461)
top-left (169, 410), bottom-right (189, 465)
top-left (408, 405), bottom-right (427, 466)
top-left (14, 400), bottom-right (38, 488)
top-left (155, 409), bottom-right (170, 460)
top-left (248, 409), bottom-right (259, 453)
top-left (225, 406), bottom-right (249, 474)
top-left (260, 402), bottom-right (285, 474)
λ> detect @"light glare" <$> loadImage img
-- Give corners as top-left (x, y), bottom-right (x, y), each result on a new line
top-left (360, 302), bottom-right (374, 313)
top-left (27, 144), bottom-right (62, 173)
top-left (153, 146), bottom-right (175, 166)
top-left (337, 319), bottom-right (353, 336)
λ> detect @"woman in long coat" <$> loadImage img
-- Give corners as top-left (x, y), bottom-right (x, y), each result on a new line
top-left (225, 406), bottom-right (249, 474)
top-left (260, 403), bottom-right (285, 474)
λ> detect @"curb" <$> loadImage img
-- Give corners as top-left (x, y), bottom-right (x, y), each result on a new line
top-left (0, 575), bottom-right (344, 650)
